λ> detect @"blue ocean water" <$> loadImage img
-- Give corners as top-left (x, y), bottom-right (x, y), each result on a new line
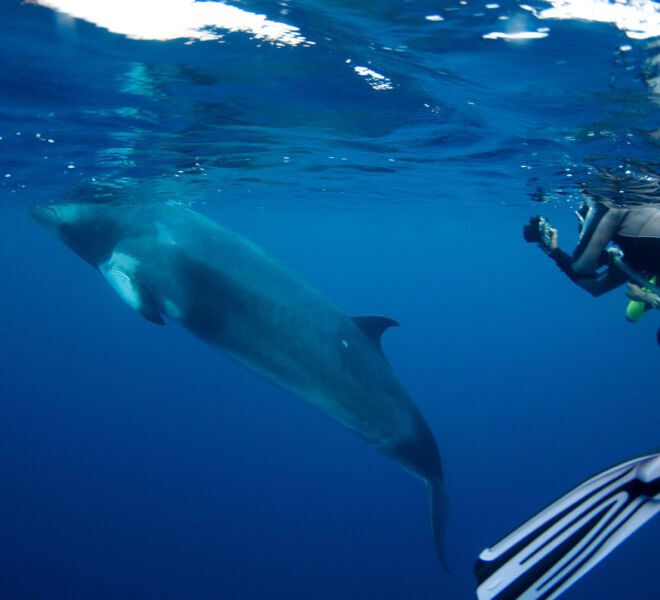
top-left (1, 1), bottom-right (660, 598)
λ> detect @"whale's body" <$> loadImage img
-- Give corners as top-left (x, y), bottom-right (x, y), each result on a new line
top-left (30, 202), bottom-right (448, 567)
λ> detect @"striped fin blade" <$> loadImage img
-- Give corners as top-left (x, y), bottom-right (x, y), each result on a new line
top-left (476, 451), bottom-right (660, 600)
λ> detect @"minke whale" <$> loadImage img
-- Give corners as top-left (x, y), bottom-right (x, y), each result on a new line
top-left (29, 201), bottom-right (448, 568)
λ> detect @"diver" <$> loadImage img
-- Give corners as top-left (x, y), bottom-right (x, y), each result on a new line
top-left (523, 194), bottom-right (660, 337)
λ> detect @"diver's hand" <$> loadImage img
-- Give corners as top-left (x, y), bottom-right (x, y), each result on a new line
top-left (626, 283), bottom-right (645, 302)
top-left (626, 283), bottom-right (660, 309)
top-left (539, 227), bottom-right (558, 255)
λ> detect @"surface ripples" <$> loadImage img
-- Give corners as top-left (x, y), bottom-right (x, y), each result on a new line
top-left (1, 0), bottom-right (660, 208)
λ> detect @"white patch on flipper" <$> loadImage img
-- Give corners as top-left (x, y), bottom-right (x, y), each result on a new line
top-left (100, 251), bottom-right (142, 311)
top-left (163, 299), bottom-right (182, 321)
top-left (51, 203), bottom-right (87, 224)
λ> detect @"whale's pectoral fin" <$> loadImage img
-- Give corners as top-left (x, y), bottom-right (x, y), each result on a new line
top-left (100, 252), bottom-right (165, 326)
top-left (475, 450), bottom-right (660, 600)
top-left (351, 315), bottom-right (399, 354)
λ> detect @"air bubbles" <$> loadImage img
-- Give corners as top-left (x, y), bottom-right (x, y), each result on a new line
top-left (353, 66), bottom-right (393, 90)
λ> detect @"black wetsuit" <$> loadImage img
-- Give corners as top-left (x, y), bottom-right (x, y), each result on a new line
top-left (550, 202), bottom-right (660, 296)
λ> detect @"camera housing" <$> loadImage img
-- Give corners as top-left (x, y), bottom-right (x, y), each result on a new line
top-left (523, 216), bottom-right (544, 243)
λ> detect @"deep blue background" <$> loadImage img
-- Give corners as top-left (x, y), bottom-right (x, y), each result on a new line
top-left (1, 1), bottom-right (660, 599)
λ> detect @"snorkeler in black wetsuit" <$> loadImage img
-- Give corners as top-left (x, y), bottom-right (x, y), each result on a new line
top-left (523, 197), bottom-right (660, 341)
top-left (541, 199), bottom-right (660, 301)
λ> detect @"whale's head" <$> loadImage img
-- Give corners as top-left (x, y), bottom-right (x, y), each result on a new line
top-left (29, 203), bottom-right (122, 268)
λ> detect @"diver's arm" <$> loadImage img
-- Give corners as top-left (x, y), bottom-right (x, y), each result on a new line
top-left (568, 205), bottom-right (622, 274)
top-left (544, 238), bottom-right (627, 296)
top-left (539, 211), bottom-right (627, 296)
top-left (550, 255), bottom-right (629, 296)
top-left (627, 283), bottom-right (660, 309)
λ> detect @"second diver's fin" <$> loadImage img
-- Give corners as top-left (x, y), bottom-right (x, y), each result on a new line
top-left (475, 450), bottom-right (660, 600)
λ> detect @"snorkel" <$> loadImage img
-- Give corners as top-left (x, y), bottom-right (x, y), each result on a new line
top-left (574, 199), bottom-right (593, 238)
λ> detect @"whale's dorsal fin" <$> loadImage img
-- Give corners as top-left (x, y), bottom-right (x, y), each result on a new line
top-left (351, 315), bottom-right (399, 350)
top-left (100, 251), bottom-right (165, 326)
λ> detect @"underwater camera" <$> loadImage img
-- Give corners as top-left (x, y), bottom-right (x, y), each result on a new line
top-left (523, 215), bottom-right (551, 243)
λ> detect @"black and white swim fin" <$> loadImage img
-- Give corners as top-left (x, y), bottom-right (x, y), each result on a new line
top-left (475, 450), bottom-right (660, 600)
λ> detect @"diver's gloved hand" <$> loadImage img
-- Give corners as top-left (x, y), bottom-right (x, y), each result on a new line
top-left (523, 216), bottom-right (557, 254)
top-left (626, 283), bottom-right (660, 310)
top-left (538, 225), bottom-right (557, 255)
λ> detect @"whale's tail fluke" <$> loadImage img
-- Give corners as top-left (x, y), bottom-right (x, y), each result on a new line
top-left (475, 449), bottom-right (660, 600)
top-left (428, 476), bottom-right (450, 573)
